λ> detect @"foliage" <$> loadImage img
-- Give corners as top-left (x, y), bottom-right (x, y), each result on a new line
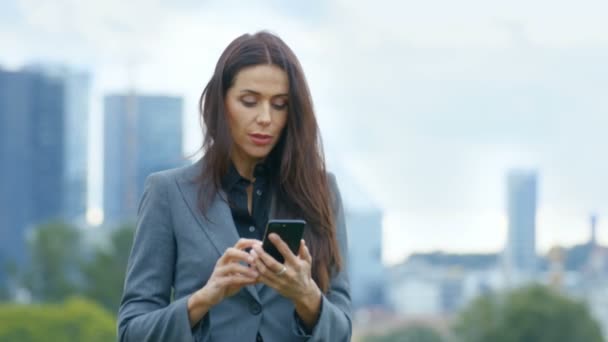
top-left (453, 284), bottom-right (604, 342)
top-left (81, 224), bottom-right (135, 314)
top-left (364, 324), bottom-right (444, 342)
top-left (23, 221), bottom-right (82, 302)
top-left (0, 281), bottom-right (9, 301)
top-left (0, 297), bottom-right (116, 342)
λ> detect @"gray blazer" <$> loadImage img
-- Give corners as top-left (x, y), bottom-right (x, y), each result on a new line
top-left (117, 161), bottom-right (352, 341)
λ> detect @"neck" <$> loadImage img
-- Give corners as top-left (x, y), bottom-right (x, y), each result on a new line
top-left (231, 153), bottom-right (259, 180)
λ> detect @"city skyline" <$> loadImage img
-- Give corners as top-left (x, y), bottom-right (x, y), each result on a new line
top-left (1, 0), bottom-right (608, 265)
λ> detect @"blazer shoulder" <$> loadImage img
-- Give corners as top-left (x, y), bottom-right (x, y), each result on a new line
top-left (326, 171), bottom-right (337, 185)
top-left (326, 171), bottom-right (340, 192)
top-left (147, 160), bottom-right (201, 186)
top-left (325, 171), bottom-right (343, 209)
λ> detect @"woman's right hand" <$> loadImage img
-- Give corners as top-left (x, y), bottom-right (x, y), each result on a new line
top-left (188, 238), bottom-right (261, 326)
top-left (200, 238), bottom-right (261, 305)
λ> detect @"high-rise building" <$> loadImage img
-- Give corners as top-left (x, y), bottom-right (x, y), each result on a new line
top-left (328, 162), bottom-right (386, 310)
top-left (25, 65), bottom-right (91, 222)
top-left (504, 169), bottom-right (538, 276)
top-left (0, 68), bottom-right (65, 270)
top-left (590, 214), bottom-right (598, 246)
top-left (346, 209), bottom-right (385, 309)
top-left (103, 94), bottom-right (184, 225)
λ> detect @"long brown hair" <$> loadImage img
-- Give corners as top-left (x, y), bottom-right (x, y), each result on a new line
top-left (197, 31), bottom-right (341, 292)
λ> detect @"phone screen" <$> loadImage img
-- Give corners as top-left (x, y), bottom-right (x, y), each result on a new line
top-left (262, 219), bottom-right (306, 263)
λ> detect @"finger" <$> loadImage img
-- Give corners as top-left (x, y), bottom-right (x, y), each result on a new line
top-left (252, 252), bottom-right (282, 282)
top-left (218, 262), bottom-right (259, 278)
top-left (234, 238), bottom-right (262, 250)
top-left (302, 240), bottom-right (313, 264)
top-left (218, 247), bottom-right (255, 265)
top-left (269, 233), bottom-right (298, 264)
top-left (252, 244), bottom-right (283, 273)
top-left (254, 263), bottom-right (285, 290)
top-left (252, 256), bottom-right (268, 275)
top-left (297, 239), bottom-right (306, 258)
top-left (249, 248), bottom-right (260, 263)
top-left (251, 251), bottom-right (270, 274)
top-left (222, 274), bottom-right (259, 287)
top-left (256, 273), bottom-right (278, 287)
top-left (248, 249), bottom-right (261, 271)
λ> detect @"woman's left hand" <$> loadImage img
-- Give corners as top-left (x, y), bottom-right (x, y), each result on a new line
top-left (250, 234), bottom-right (321, 305)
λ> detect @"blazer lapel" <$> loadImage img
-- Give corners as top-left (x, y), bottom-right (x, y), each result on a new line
top-left (175, 163), bottom-right (261, 303)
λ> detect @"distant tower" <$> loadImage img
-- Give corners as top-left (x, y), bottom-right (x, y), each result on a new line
top-left (504, 169), bottom-right (538, 277)
top-left (103, 94), bottom-right (184, 225)
top-left (24, 64), bottom-right (91, 222)
top-left (0, 68), bottom-right (65, 271)
top-left (547, 246), bottom-right (565, 289)
top-left (586, 214), bottom-right (604, 277)
top-left (346, 209), bottom-right (385, 309)
top-left (590, 214), bottom-right (598, 246)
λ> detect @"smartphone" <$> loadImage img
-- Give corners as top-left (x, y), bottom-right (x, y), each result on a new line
top-left (262, 219), bottom-right (306, 264)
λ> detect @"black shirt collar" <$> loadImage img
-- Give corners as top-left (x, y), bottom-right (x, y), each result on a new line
top-left (222, 161), bottom-right (270, 192)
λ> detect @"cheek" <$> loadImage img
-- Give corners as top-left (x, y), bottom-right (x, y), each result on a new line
top-left (226, 106), bottom-right (245, 133)
top-left (276, 114), bottom-right (288, 131)
top-left (278, 118), bottom-right (288, 136)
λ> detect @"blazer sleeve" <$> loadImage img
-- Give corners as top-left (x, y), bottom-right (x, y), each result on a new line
top-left (117, 173), bottom-right (210, 342)
top-left (292, 173), bottom-right (353, 341)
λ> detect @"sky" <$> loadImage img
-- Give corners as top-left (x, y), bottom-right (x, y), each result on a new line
top-left (1, 0), bottom-right (608, 265)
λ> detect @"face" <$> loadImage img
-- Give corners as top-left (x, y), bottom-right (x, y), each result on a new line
top-left (225, 64), bottom-right (289, 170)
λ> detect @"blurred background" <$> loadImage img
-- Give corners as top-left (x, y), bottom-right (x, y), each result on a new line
top-left (1, 0), bottom-right (608, 341)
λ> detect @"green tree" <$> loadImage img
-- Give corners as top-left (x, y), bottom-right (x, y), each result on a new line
top-left (0, 280), bottom-right (9, 302)
top-left (1, 259), bottom-right (17, 302)
top-left (0, 296), bottom-right (116, 341)
top-left (453, 285), bottom-right (603, 342)
top-left (82, 224), bottom-right (135, 314)
top-left (23, 222), bottom-right (82, 302)
top-left (364, 324), bottom-right (444, 342)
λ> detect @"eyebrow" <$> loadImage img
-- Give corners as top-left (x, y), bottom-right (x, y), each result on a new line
top-left (240, 89), bottom-right (288, 97)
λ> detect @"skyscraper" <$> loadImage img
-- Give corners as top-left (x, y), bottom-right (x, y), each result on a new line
top-left (103, 94), bottom-right (184, 225)
top-left (332, 164), bottom-right (386, 309)
top-left (0, 68), bottom-right (65, 270)
top-left (504, 169), bottom-right (538, 276)
top-left (25, 64), bottom-right (91, 222)
top-left (346, 209), bottom-right (385, 309)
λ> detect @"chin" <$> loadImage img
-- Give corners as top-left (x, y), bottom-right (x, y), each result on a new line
top-left (246, 146), bottom-right (273, 160)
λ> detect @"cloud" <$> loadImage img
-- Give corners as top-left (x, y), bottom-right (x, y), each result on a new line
top-left (3, 0), bottom-right (608, 263)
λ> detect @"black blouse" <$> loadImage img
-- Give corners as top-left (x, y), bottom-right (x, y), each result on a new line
top-left (222, 162), bottom-right (272, 241)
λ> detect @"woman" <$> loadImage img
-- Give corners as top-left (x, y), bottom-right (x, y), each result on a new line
top-left (118, 31), bottom-right (351, 342)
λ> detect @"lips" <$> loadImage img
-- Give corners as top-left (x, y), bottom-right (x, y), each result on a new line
top-left (249, 133), bottom-right (273, 146)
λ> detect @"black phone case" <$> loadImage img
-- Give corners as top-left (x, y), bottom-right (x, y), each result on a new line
top-left (262, 219), bottom-right (306, 264)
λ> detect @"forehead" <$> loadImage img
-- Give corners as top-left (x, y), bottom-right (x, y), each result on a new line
top-left (231, 64), bottom-right (289, 95)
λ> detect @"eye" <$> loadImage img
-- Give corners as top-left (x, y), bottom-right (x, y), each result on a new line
top-left (240, 96), bottom-right (257, 107)
top-left (272, 99), bottom-right (288, 110)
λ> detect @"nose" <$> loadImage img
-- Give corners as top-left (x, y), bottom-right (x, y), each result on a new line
top-left (256, 102), bottom-right (271, 126)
